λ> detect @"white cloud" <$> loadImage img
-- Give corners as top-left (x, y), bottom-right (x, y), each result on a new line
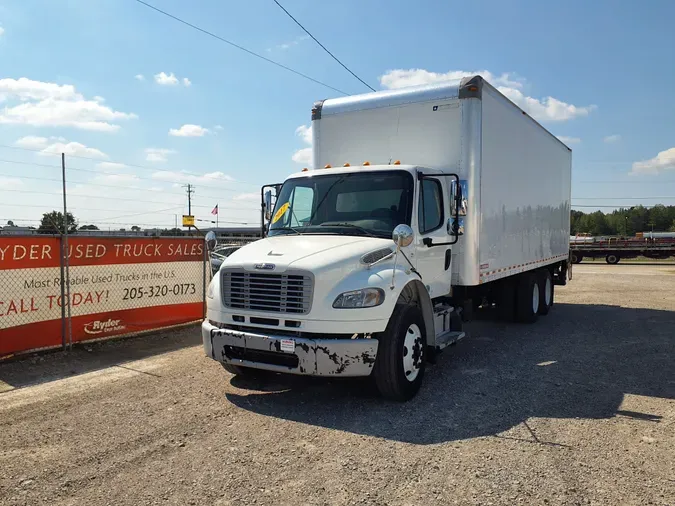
top-left (154, 72), bottom-right (192, 87)
top-left (169, 124), bottom-right (209, 137)
top-left (151, 170), bottom-right (234, 185)
top-left (39, 141), bottom-right (108, 159)
top-left (0, 78), bottom-right (136, 132)
top-left (292, 148), bottom-right (312, 165)
top-left (15, 135), bottom-right (49, 149)
top-left (380, 69), bottom-right (524, 90)
top-left (556, 136), bottom-right (581, 145)
top-left (145, 148), bottom-right (176, 163)
top-left (604, 134), bottom-right (621, 143)
top-left (154, 72), bottom-right (179, 86)
top-left (267, 35), bottom-right (309, 52)
top-left (631, 147), bottom-right (675, 175)
top-left (214, 124), bottom-right (224, 131)
top-left (0, 77), bottom-right (78, 101)
top-left (16, 135), bottom-right (108, 159)
top-left (379, 69), bottom-right (595, 122)
top-left (135, 74), bottom-right (145, 81)
top-left (292, 124), bottom-right (313, 165)
top-left (0, 27), bottom-right (5, 37)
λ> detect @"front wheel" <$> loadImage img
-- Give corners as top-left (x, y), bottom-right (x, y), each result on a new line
top-left (373, 305), bottom-right (427, 402)
top-left (606, 254), bottom-right (620, 264)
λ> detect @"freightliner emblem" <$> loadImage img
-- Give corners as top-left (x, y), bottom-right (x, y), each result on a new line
top-left (254, 263), bottom-right (276, 270)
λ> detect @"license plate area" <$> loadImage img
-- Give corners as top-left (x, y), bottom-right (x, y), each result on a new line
top-left (223, 345), bottom-right (299, 368)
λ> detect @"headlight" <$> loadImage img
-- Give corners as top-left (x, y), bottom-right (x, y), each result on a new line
top-left (207, 280), bottom-right (215, 299)
top-left (332, 288), bottom-right (385, 309)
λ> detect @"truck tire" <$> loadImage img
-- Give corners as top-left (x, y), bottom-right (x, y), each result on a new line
top-left (537, 269), bottom-right (554, 315)
top-left (373, 304), bottom-right (427, 402)
top-left (605, 254), bottom-right (620, 264)
top-left (221, 363), bottom-right (250, 376)
top-left (515, 272), bottom-right (540, 324)
top-left (571, 253), bottom-right (583, 264)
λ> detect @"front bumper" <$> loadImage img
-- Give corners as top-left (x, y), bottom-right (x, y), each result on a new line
top-left (202, 321), bottom-right (378, 377)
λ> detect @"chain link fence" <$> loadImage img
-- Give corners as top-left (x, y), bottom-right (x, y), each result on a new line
top-left (0, 234), bottom-right (212, 357)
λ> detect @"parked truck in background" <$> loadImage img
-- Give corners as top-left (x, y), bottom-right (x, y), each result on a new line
top-left (203, 75), bottom-right (573, 401)
top-left (570, 232), bottom-right (675, 264)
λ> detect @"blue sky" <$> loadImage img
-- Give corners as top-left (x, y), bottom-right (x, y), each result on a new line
top-left (0, 0), bottom-right (674, 229)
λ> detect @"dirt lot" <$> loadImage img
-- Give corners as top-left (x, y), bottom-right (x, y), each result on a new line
top-left (1, 264), bottom-right (674, 506)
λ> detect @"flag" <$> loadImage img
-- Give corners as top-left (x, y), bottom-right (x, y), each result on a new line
top-left (211, 204), bottom-right (218, 215)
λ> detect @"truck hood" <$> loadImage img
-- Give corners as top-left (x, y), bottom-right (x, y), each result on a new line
top-left (222, 234), bottom-right (394, 272)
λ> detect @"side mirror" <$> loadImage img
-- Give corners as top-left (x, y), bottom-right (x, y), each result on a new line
top-left (392, 224), bottom-right (414, 249)
top-left (205, 231), bottom-right (217, 252)
top-left (264, 190), bottom-right (273, 221)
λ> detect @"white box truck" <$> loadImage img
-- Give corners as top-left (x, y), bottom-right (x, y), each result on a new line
top-left (203, 75), bottom-right (572, 400)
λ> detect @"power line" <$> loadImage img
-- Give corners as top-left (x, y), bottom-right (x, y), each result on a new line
top-left (0, 146), bottom-right (259, 188)
top-left (0, 187), bottom-right (258, 210)
top-left (133, 0), bottom-right (348, 96)
top-left (0, 169), bottom-right (260, 206)
top-left (271, 0), bottom-right (375, 92)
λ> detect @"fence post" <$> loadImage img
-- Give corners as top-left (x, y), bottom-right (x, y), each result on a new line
top-left (59, 234), bottom-right (66, 350)
top-left (61, 153), bottom-right (73, 349)
top-left (202, 242), bottom-right (207, 319)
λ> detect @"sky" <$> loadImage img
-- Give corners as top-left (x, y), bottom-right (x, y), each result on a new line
top-left (0, 0), bottom-right (674, 230)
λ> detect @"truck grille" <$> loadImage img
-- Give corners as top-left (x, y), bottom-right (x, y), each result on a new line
top-left (221, 269), bottom-right (313, 314)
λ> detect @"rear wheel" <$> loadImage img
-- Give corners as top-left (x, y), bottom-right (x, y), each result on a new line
top-left (571, 253), bottom-right (583, 264)
top-left (373, 305), bottom-right (427, 401)
top-left (538, 269), bottom-right (554, 315)
top-left (515, 272), bottom-right (540, 324)
top-left (606, 254), bottom-right (620, 264)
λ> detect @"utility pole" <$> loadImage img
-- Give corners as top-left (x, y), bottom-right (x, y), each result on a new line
top-left (183, 184), bottom-right (195, 216)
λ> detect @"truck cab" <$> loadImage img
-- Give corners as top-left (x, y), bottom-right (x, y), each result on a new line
top-left (204, 163), bottom-right (464, 401)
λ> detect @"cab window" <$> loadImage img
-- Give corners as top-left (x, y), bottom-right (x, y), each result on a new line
top-left (418, 179), bottom-right (443, 233)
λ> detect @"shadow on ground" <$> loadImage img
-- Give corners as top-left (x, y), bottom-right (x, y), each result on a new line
top-left (0, 324), bottom-right (200, 389)
top-left (225, 303), bottom-right (675, 445)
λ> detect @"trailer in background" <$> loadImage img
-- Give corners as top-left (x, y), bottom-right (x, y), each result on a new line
top-left (570, 235), bottom-right (675, 264)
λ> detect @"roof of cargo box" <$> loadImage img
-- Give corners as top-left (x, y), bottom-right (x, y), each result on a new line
top-left (312, 75), bottom-right (572, 151)
top-left (312, 76), bottom-right (482, 118)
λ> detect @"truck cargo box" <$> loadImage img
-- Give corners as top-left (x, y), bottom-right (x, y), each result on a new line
top-left (312, 76), bottom-right (572, 286)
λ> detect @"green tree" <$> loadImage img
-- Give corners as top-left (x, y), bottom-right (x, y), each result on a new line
top-left (6, 220), bottom-right (16, 227)
top-left (669, 220), bottom-right (675, 233)
top-left (79, 224), bottom-right (99, 231)
top-left (131, 225), bottom-right (141, 231)
top-left (38, 211), bottom-right (77, 234)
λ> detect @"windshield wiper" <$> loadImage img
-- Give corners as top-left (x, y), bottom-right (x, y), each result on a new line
top-left (320, 222), bottom-right (378, 238)
top-left (271, 226), bottom-right (302, 235)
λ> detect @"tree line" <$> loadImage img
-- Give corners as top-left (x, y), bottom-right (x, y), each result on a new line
top-left (571, 205), bottom-right (675, 236)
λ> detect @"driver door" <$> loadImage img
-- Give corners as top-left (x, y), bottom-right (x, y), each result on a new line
top-left (414, 177), bottom-right (453, 298)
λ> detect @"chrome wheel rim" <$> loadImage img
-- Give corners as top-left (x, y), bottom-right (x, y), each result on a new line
top-left (402, 323), bottom-right (423, 382)
top-left (532, 283), bottom-right (540, 314)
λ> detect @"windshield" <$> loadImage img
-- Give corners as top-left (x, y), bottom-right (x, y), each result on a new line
top-left (268, 171), bottom-right (414, 238)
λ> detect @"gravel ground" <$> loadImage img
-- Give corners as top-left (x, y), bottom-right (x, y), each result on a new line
top-left (1, 264), bottom-right (673, 506)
